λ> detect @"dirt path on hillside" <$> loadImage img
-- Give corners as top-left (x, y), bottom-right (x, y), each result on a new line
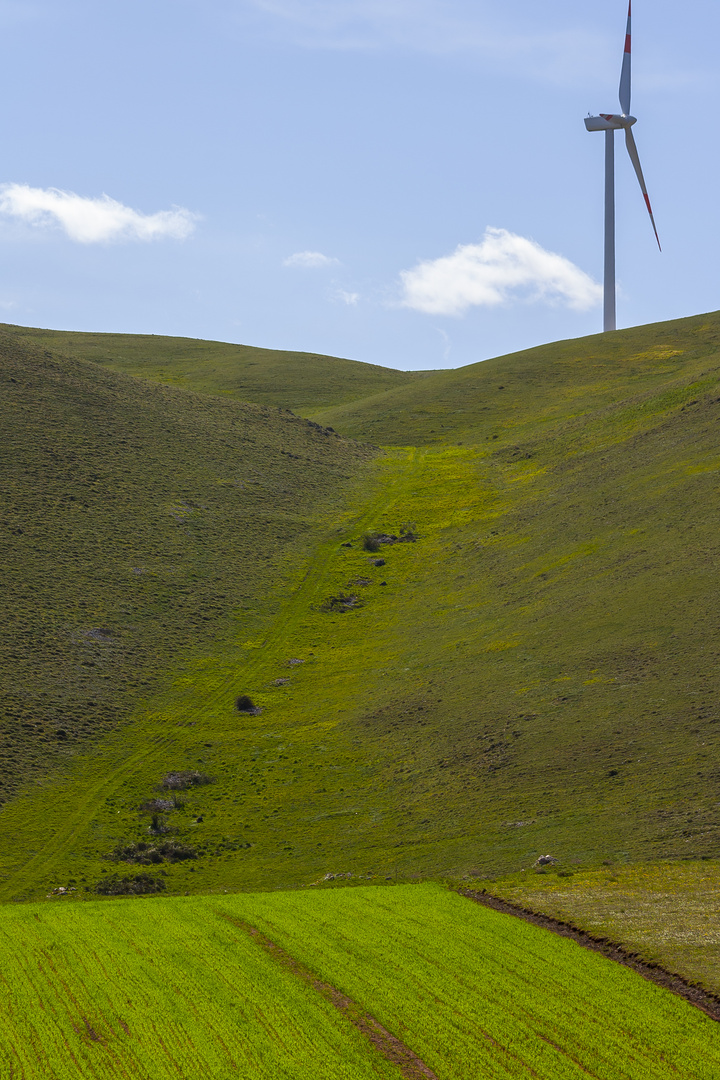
top-left (460, 888), bottom-right (720, 1024)
top-left (221, 913), bottom-right (439, 1080)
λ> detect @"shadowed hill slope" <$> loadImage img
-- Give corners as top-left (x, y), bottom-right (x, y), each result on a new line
top-left (0, 331), bottom-right (373, 804)
top-left (2, 323), bottom-right (423, 416)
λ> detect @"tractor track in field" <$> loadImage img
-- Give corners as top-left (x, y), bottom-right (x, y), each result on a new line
top-left (221, 913), bottom-right (439, 1080)
top-left (0, 448), bottom-right (422, 902)
top-left (460, 888), bottom-right (720, 1024)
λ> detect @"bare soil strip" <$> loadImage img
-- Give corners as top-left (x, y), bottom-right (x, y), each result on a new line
top-left (220, 914), bottom-right (439, 1080)
top-left (460, 888), bottom-right (720, 1023)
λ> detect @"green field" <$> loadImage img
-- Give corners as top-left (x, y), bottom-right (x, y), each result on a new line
top-left (489, 860), bottom-right (720, 997)
top-left (2, 310), bottom-right (720, 1060)
top-left (2, 883), bottom-right (717, 1079)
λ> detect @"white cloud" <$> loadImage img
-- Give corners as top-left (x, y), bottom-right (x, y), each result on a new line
top-left (283, 250), bottom-right (339, 268)
top-left (399, 228), bottom-right (602, 316)
top-left (0, 184), bottom-right (197, 243)
top-left (335, 289), bottom-right (359, 305)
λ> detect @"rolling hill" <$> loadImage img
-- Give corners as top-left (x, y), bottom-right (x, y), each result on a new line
top-left (2, 323), bottom-right (425, 415)
top-left (1, 311), bottom-right (719, 922)
top-left (0, 329), bottom-right (373, 806)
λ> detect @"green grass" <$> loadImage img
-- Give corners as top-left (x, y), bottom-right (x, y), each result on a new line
top-left (487, 860), bottom-right (720, 997)
top-left (2, 310), bottom-right (720, 990)
top-left (0, 328), bottom-right (373, 803)
top-left (2, 883), bottom-right (718, 1079)
top-left (3, 322), bottom-right (423, 415)
top-left (0, 892), bottom-right (402, 1080)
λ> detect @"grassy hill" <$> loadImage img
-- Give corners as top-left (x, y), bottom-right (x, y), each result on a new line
top-left (1, 310), bottom-right (719, 939)
top-left (2, 323), bottom-right (423, 415)
top-left (0, 329), bottom-right (373, 805)
top-left (312, 309), bottom-right (720, 443)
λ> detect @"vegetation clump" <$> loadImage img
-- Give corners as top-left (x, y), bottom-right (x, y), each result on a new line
top-left (112, 840), bottom-right (198, 865)
top-left (94, 872), bottom-right (166, 896)
top-left (235, 695), bottom-right (261, 715)
top-left (162, 770), bottom-right (212, 790)
top-left (362, 526), bottom-right (418, 552)
top-left (320, 594), bottom-right (362, 613)
top-left (141, 797), bottom-right (176, 813)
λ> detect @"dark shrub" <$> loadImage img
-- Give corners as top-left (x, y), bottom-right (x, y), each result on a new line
top-left (94, 873), bottom-right (166, 896)
top-left (320, 594), bottom-right (362, 613)
top-left (235, 695), bottom-right (256, 713)
top-left (112, 840), bottom-right (197, 865)
top-left (362, 533), bottom-right (382, 552)
top-left (149, 813), bottom-right (171, 835)
top-left (399, 524), bottom-right (419, 542)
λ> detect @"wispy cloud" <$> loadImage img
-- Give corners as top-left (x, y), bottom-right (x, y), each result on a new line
top-left (0, 184), bottom-right (197, 243)
top-left (334, 289), bottom-right (360, 305)
top-left (237, 0), bottom-right (605, 80)
top-left (283, 250), bottom-right (339, 268)
top-left (399, 228), bottom-right (601, 316)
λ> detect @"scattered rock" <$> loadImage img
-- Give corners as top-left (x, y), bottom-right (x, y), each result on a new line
top-left (341, 542), bottom-right (352, 548)
top-left (286, 658), bottom-right (305, 666)
top-left (273, 678), bottom-right (290, 686)
top-left (162, 770), bottom-right (213, 791)
top-left (535, 854), bottom-right (559, 867)
top-left (321, 594), bottom-right (363, 613)
top-left (371, 558), bottom-right (386, 567)
top-left (142, 798), bottom-right (175, 813)
top-left (322, 872), bottom-right (352, 881)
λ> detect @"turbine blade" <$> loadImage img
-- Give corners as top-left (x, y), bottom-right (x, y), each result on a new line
top-left (619, 0), bottom-right (632, 115)
top-left (625, 127), bottom-right (661, 250)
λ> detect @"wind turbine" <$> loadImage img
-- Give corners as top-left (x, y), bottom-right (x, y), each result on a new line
top-left (585, 1), bottom-right (660, 332)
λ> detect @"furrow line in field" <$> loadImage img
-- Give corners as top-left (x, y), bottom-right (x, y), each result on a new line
top-left (460, 888), bottom-right (720, 1024)
top-left (220, 912), bottom-right (439, 1080)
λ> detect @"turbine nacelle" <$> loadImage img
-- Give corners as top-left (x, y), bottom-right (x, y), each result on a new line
top-left (584, 114), bottom-right (637, 132)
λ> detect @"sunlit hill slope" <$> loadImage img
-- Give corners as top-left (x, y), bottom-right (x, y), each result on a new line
top-left (0, 312), bottom-right (719, 903)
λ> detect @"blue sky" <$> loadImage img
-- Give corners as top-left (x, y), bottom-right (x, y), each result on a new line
top-left (0, 0), bottom-right (716, 370)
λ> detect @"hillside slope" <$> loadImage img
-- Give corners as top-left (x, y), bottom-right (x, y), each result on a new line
top-left (3, 323), bottom-right (422, 415)
top-left (1, 314), bottom-right (719, 907)
top-left (0, 330), bottom-right (373, 804)
top-left (314, 310), bottom-right (720, 444)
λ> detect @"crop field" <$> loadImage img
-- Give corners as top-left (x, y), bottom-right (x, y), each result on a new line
top-left (489, 860), bottom-right (720, 996)
top-left (1, 883), bottom-right (718, 1079)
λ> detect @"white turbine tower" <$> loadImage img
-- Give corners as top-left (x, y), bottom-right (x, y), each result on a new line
top-left (585, 1), bottom-right (660, 332)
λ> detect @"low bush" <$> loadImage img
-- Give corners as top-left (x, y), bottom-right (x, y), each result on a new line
top-left (235, 695), bottom-right (261, 714)
top-left (94, 873), bottom-right (166, 896)
top-left (362, 533), bottom-right (382, 552)
top-left (112, 840), bottom-right (198, 865)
